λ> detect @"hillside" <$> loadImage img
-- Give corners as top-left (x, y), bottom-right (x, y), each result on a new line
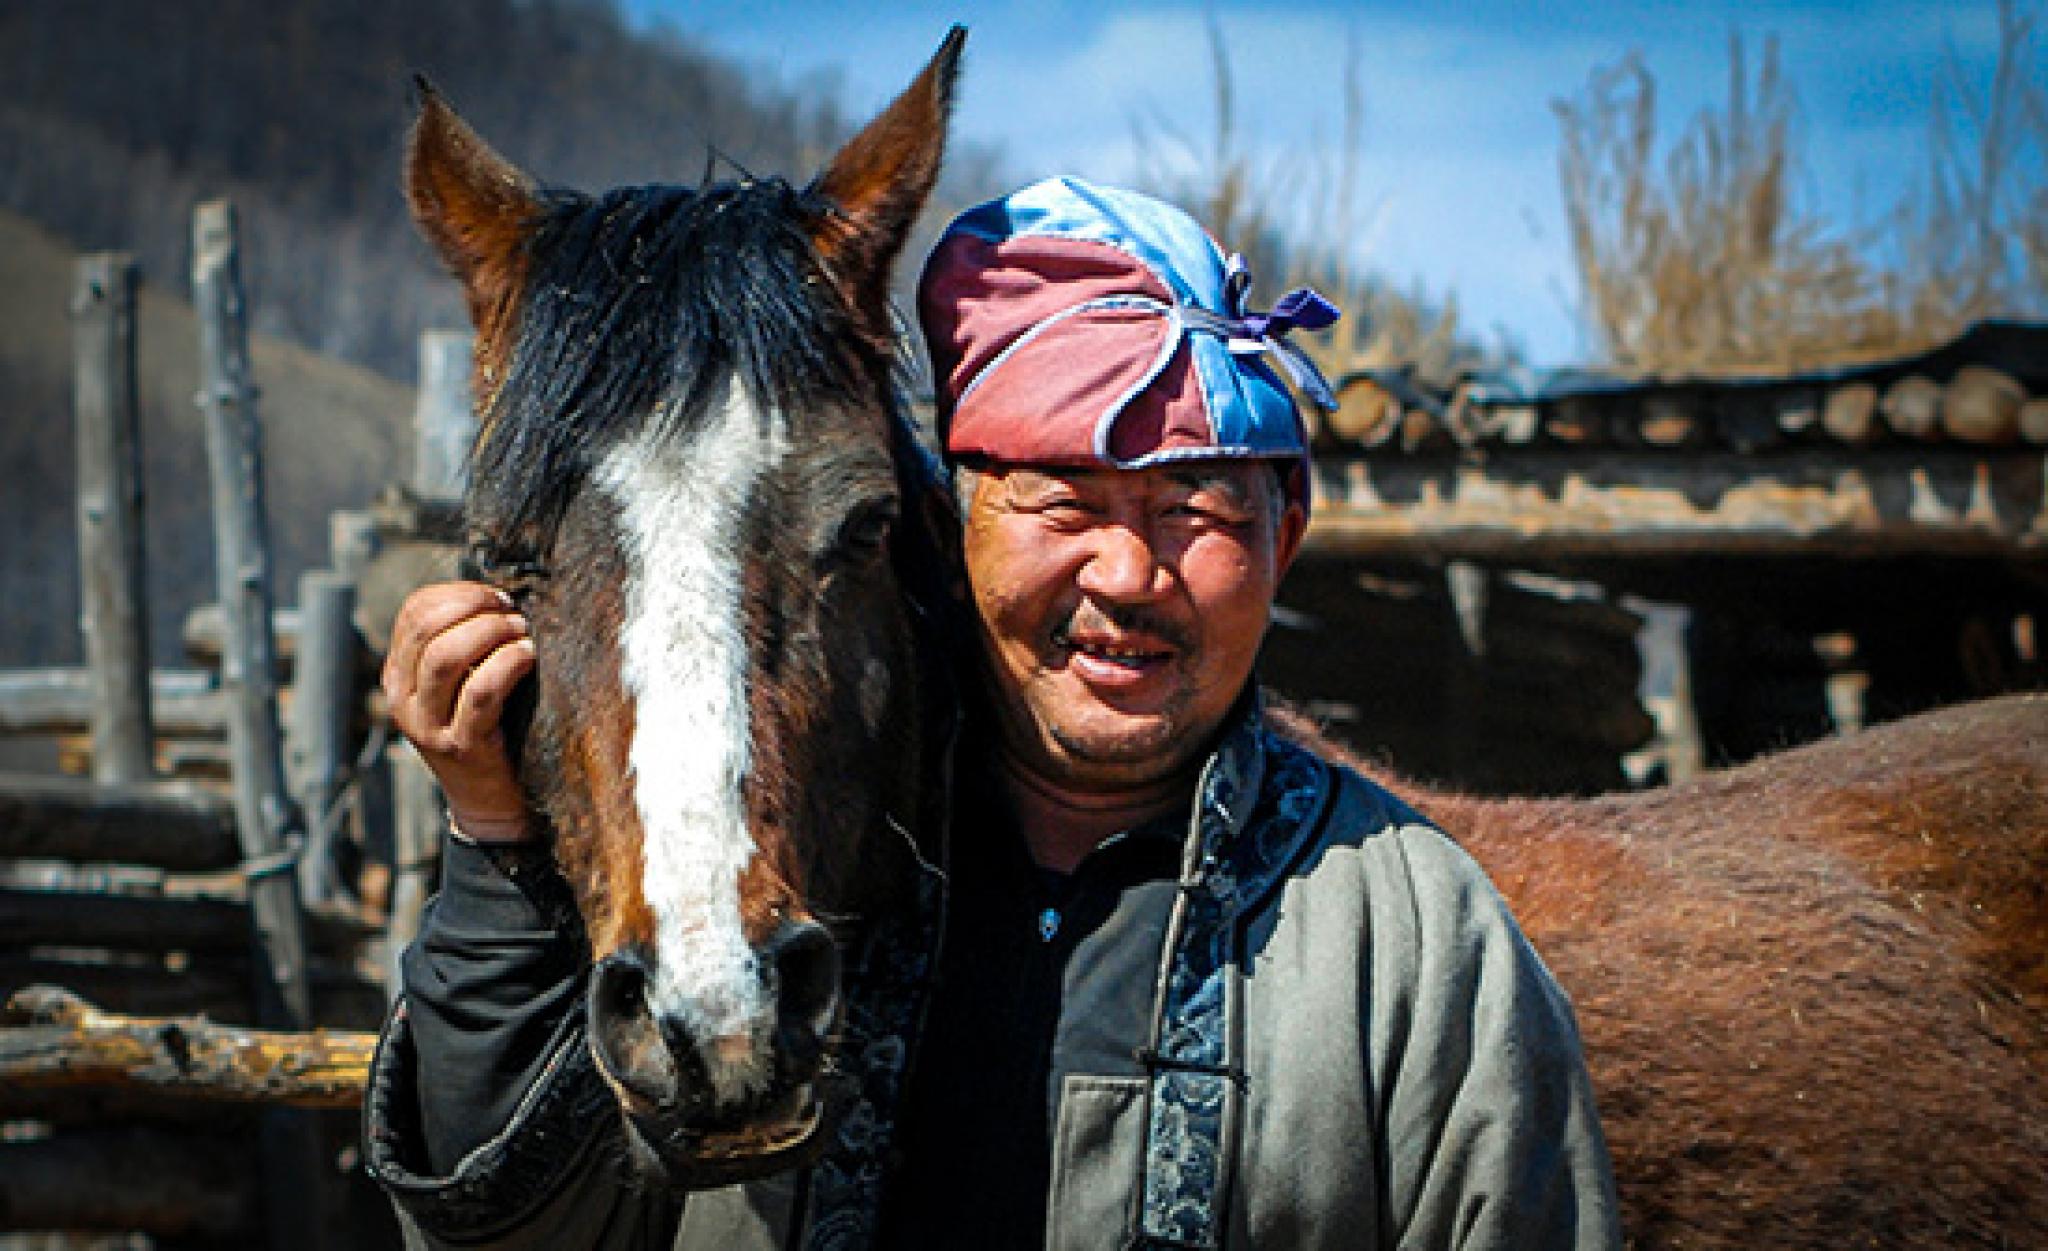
top-left (0, 0), bottom-right (1003, 383)
top-left (0, 1), bottom-right (1014, 675)
top-left (0, 208), bottom-right (414, 667)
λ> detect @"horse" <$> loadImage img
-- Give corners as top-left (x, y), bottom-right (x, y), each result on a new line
top-left (1273, 696), bottom-right (2048, 1245)
top-left (400, 32), bottom-right (962, 1186)
top-left (401, 27), bottom-right (2048, 1244)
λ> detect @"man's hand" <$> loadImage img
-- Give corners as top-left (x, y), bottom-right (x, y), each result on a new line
top-left (383, 581), bottom-right (538, 844)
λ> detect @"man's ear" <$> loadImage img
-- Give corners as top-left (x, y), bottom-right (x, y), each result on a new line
top-left (404, 76), bottom-right (542, 337)
top-left (809, 26), bottom-right (964, 330)
top-left (1274, 500), bottom-right (1308, 577)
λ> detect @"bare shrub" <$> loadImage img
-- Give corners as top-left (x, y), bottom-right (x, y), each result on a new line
top-left (1558, 8), bottom-right (2046, 376)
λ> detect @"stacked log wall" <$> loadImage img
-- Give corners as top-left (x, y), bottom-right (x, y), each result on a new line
top-left (0, 216), bottom-right (407, 1248)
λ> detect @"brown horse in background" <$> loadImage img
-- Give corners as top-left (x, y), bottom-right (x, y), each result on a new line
top-left (1284, 693), bottom-right (2048, 1245)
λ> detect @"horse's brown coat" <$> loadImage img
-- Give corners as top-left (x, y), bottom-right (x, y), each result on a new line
top-left (1279, 694), bottom-right (2048, 1245)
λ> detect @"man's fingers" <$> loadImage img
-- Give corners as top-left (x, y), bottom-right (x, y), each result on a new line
top-left (409, 611), bottom-right (532, 736)
top-left (383, 582), bottom-right (519, 703)
top-left (449, 636), bottom-right (537, 753)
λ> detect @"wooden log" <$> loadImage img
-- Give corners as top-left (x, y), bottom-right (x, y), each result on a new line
top-left (1544, 396), bottom-right (1604, 445)
top-left (1400, 405), bottom-right (1446, 452)
top-left (1327, 376), bottom-right (1401, 447)
top-left (1940, 364), bottom-right (2025, 444)
top-left (183, 602), bottom-right (299, 667)
top-left (0, 986), bottom-right (372, 1109)
top-left (1774, 387), bottom-right (1821, 436)
top-left (1637, 394), bottom-right (1700, 447)
top-left (0, 667), bottom-right (221, 737)
top-left (1821, 381), bottom-right (1881, 444)
top-left (2022, 398), bottom-right (2048, 445)
top-left (71, 252), bottom-right (155, 784)
top-left (0, 1126), bottom-right (257, 1240)
top-left (0, 772), bottom-right (239, 870)
top-left (0, 887), bottom-right (376, 959)
top-left (290, 571), bottom-right (359, 907)
top-left (1880, 373), bottom-right (1944, 440)
top-left (1490, 403), bottom-right (1540, 444)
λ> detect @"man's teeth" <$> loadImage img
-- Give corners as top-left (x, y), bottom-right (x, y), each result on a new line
top-left (1076, 640), bottom-right (1158, 661)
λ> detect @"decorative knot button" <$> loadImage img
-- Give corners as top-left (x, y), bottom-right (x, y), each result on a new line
top-left (1038, 908), bottom-right (1061, 942)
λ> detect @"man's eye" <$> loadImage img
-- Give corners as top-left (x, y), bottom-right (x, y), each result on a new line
top-left (1169, 499), bottom-right (1247, 524)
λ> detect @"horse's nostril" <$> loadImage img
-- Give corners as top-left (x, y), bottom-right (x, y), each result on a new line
top-left (764, 920), bottom-right (841, 1041)
top-left (596, 951), bottom-right (646, 1015)
top-left (588, 952), bottom-right (688, 1113)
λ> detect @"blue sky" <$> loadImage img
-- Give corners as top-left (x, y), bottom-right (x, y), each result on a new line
top-left (623, 2), bottom-right (2026, 366)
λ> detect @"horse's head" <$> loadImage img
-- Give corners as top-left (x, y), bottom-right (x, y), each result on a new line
top-left (403, 31), bottom-right (961, 1185)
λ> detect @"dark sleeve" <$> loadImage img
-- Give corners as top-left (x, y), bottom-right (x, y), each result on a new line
top-left (402, 836), bottom-right (589, 1173)
top-left (362, 838), bottom-right (686, 1249)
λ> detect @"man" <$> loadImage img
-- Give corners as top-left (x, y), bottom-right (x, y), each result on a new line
top-left (370, 177), bottom-right (1619, 1248)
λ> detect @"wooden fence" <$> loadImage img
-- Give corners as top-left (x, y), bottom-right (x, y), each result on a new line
top-left (0, 203), bottom-right (472, 1248)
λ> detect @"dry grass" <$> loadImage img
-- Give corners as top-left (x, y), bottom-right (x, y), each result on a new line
top-left (1893, 0), bottom-right (2048, 331)
top-left (1558, 7), bottom-right (2047, 377)
top-left (1127, 18), bottom-right (1496, 389)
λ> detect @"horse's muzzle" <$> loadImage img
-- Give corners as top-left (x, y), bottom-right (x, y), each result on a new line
top-left (586, 921), bottom-right (843, 1184)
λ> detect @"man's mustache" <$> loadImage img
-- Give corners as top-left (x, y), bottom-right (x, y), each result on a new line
top-left (1054, 603), bottom-right (1192, 654)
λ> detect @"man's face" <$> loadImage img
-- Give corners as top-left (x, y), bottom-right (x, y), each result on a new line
top-left (960, 459), bottom-right (1306, 794)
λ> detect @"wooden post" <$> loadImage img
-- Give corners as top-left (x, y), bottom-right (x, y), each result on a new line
top-left (1444, 562), bottom-right (1490, 784)
top-left (413, 328), bottom-right (476, 500)
top-left (72, 253), bottom-right (155, 783)
top-left (290, 571), bottom-right (357, 907)
top-left (192, 198), bottom-right (328, 1251)
top-left (194, 199), bottom-right (310, 1025)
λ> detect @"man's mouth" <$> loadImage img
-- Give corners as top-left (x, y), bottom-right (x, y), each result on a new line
top-left (1054, 621), bottom-right (1176, 675)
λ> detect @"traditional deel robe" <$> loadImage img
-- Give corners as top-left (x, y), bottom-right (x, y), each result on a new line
top-left (363, 694), bottom-right (1621, 1249)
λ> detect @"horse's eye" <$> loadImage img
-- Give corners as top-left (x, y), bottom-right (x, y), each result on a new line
top-left (828, 499), bottom-right (897, 566)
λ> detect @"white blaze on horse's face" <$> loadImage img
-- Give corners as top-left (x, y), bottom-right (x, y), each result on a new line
top-left (596, 373), bottom-right (789, 1108)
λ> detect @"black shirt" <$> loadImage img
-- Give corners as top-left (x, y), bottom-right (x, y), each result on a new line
top-left (877, 746), bottom-right (1183, 1248)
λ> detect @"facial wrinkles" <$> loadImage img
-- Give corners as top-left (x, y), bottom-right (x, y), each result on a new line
top-left (597, 375), bottom-right (788, 1107)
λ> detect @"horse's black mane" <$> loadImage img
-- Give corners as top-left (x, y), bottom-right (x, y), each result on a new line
top-left (470, 176), bottom-right (886, 550)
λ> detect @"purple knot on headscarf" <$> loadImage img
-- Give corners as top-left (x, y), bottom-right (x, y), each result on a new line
top-left (1180, 256), bottom-right (1341, 411)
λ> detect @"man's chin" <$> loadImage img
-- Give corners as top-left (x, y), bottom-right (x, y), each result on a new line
top-left (1048, 713), bottom-right (1197, 773)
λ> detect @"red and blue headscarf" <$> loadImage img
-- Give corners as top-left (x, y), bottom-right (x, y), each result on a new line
top-left (917, 176), bottom-right (1339, 511)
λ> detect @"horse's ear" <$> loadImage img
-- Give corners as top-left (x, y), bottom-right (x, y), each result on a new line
top-left (404, 75), bottom-right (542, 331)
top-left (810, 26), bottom-right (964, 324)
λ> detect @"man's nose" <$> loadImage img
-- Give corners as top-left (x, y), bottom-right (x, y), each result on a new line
top-left (1076, 524), bottom-right (1170, 601)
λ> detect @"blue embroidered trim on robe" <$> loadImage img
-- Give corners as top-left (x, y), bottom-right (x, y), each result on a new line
top-left (1134, 709), bottom-right (1331, 1248)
